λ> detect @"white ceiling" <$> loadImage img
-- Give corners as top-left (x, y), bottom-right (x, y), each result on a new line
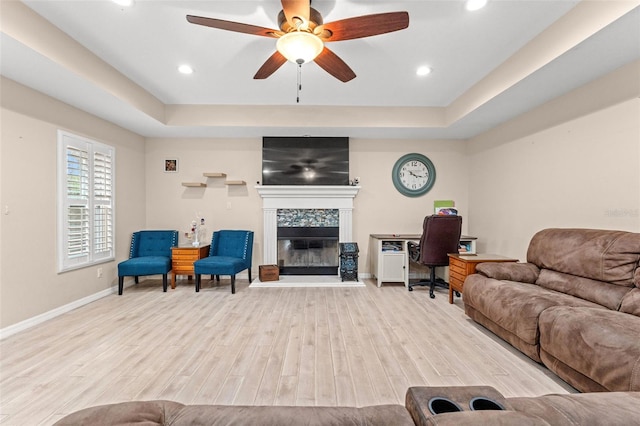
top-left (1, 1), bottom-right (639, 139)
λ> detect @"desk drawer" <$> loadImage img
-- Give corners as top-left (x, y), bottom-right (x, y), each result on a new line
top-left (449, 261), bottom-right (466, 276)
top-left (449, 269), bottom-right (466, 283)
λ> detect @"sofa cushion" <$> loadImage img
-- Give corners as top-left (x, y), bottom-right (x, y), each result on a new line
top-left (54, 400), bottom-right (185, 425)
top-left (527, 228), bottom-right (640, 287)
top-left (417, 411), bottom-right (550, 426)
top-left (54, 401), bottom-right (415, 426)
top-left (475, 262), bottom-right (539, 283)
top-left (508, 392), bottom-right (640, 426)
top-left (536, 269), bottom-right (632, 310)
top-left (169, 405), bottom-right (414, 425)
top-left (464, 276), bottom-right (603, 347)
top-left (539, 307), bottom-right (640, 392)
top-left (620, 288), bottom-right (640, 316)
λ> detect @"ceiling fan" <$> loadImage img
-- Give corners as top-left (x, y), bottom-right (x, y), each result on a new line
top-left (186, 0), bottom-right (409, 82)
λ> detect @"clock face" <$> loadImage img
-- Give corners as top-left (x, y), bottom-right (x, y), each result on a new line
top-left (392, 153), bottom-right (436, 197)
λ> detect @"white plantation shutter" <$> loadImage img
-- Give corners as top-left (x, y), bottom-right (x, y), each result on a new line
top-left (58, 131), bottom-right (115, 272)
top-left (93, 148), bottom-right (113, 260)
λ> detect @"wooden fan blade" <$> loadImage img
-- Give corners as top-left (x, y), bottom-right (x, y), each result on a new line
top-left (186, 15), bottom-right (281, 38)
top-left (254, 51), bottom-right (288, 79)
top-left (281, 0), bottom-right (310, 28)
top-left (318, 11), bottom-right (409, 41)
top-left (314, 47), bottom-right (356, 83)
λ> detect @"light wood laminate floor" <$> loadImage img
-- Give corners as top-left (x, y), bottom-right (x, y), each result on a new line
top-left (0, 278), bottom-right (575, 424)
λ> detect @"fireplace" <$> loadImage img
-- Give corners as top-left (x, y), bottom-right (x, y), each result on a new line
top-left (256, 185), bottom-right (360, 276)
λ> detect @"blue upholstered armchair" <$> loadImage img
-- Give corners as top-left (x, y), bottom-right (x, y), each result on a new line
top-left (194, 230), bottom-right (254, 294)
top-left (117, 230), bottom-right (178, 295)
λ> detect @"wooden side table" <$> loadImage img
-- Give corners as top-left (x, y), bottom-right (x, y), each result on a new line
top-left (171, 244), bottom-right (210, 289)
top-left (447, 254), bottom-right (518, 304)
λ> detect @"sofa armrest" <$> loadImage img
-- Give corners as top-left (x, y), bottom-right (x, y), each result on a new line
top-left (475, 262), bottom-right (540, 284)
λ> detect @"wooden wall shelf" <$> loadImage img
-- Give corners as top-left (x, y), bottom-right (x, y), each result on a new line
top-left (182, 174), bottom-right (244, 187)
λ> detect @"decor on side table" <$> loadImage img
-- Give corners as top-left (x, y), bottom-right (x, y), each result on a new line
top-left (187, 215), bottom-right (206, 247)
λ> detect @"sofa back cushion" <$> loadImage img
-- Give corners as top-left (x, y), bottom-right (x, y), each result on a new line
top-left (527, 228), bottom-right (640, 287)
top-left (536, 269), bottom-right (632, 310)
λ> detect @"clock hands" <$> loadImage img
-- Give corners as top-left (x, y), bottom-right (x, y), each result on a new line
top-left (408, 170), bottom-right (427, 179)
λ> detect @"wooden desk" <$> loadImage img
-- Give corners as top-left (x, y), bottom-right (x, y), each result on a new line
top-left (171, 244), bottom-right (210, 289)
top-left (447, 254), bottom-right (518, 304)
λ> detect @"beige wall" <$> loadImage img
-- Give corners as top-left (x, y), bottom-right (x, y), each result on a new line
top-left (144, 137), bottom-right (469, 274)
top-left (467, 97), bottom-right (640, 261)
top-left (2, 60), bottom-right (639, 331)
top-left (0, 78), bottom-right (146, 329)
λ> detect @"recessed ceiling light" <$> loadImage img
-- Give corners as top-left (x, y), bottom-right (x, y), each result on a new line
top-left (416, 66), bottom-right (432, 76)
top-left (466, 0), bottom-right (488, 11)
top-left (112, 0), bottom-right (134, 7)
top-left (178, 64), bottom-right (194, 75)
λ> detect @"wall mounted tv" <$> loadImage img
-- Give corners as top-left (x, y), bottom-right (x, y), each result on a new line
top-left (262, 137), bottom-right (349, 185)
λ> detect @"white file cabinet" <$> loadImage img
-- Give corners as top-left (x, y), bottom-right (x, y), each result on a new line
top-left (370, 235), bottom-right (414, 288)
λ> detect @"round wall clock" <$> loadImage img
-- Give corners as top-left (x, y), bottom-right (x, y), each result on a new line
top-left (392, 153), bottom-right (436, 197)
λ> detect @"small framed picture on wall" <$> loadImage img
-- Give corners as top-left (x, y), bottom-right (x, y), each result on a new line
top-left (164, 158), bottom-right (178, 173)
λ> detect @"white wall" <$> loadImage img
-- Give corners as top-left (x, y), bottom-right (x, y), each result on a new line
top-left (0, 78), bottom-right (146, 329)
top-left (467, 97), bottom-right (640, 261)
top-left (144, 137), bottom-right (470, 276)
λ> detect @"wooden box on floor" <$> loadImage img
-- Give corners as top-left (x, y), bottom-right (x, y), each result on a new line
top-left (259, 264), bottom-right (279, 282)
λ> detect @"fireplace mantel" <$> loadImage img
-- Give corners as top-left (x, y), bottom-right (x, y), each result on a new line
top-left (256, 185), bottom-right (361, 266)
top-left (256, 185), bottom-right (360, 202)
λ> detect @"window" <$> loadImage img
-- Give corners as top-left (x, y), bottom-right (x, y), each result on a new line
top-left (57, 131), bottom-right (115, 272)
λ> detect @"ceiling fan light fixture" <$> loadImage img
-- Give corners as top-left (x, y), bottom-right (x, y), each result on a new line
top-left (276, 31), bottom-right (324, 64)
top-left (416, 66), bottom-right (432, 76)
top-left (465, 0), bottom-right (488, 11)
top-left (178, 64), bottom-right (194, 75)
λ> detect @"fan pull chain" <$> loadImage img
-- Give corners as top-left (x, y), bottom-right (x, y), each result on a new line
top-left (296, 59), bottom-right (303, 103)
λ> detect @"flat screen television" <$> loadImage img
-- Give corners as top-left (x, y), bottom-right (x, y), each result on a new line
top-left (262, 137), bottom-right (349, 185)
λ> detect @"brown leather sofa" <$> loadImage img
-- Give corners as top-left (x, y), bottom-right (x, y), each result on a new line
top-left (54, 386), bottom-right (640, 425)
top-left (463, 228), bottom-right (640, 392)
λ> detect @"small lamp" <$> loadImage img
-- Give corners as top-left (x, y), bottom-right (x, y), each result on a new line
top-left (276, 31), bottom-right (324, 64)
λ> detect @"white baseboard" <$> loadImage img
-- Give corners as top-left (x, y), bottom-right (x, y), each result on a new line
top-left (0, 286), bottom-right (115, 340)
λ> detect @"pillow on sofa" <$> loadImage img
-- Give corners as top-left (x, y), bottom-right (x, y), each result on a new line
top-left (475, 263), bottom-right (539, 284)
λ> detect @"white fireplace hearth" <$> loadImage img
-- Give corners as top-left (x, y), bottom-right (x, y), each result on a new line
top-left (255, 185), bottom-right (361, 266)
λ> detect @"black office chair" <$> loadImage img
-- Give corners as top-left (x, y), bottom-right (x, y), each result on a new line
top-left (408, 215), bottom-right (463, 299)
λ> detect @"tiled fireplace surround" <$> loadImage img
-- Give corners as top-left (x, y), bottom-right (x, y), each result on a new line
top-left (255, 185), bottom-right (361, 268)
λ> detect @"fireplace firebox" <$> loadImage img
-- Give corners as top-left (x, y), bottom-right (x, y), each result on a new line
top-left (277, 227), bottom-right (339, 275)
